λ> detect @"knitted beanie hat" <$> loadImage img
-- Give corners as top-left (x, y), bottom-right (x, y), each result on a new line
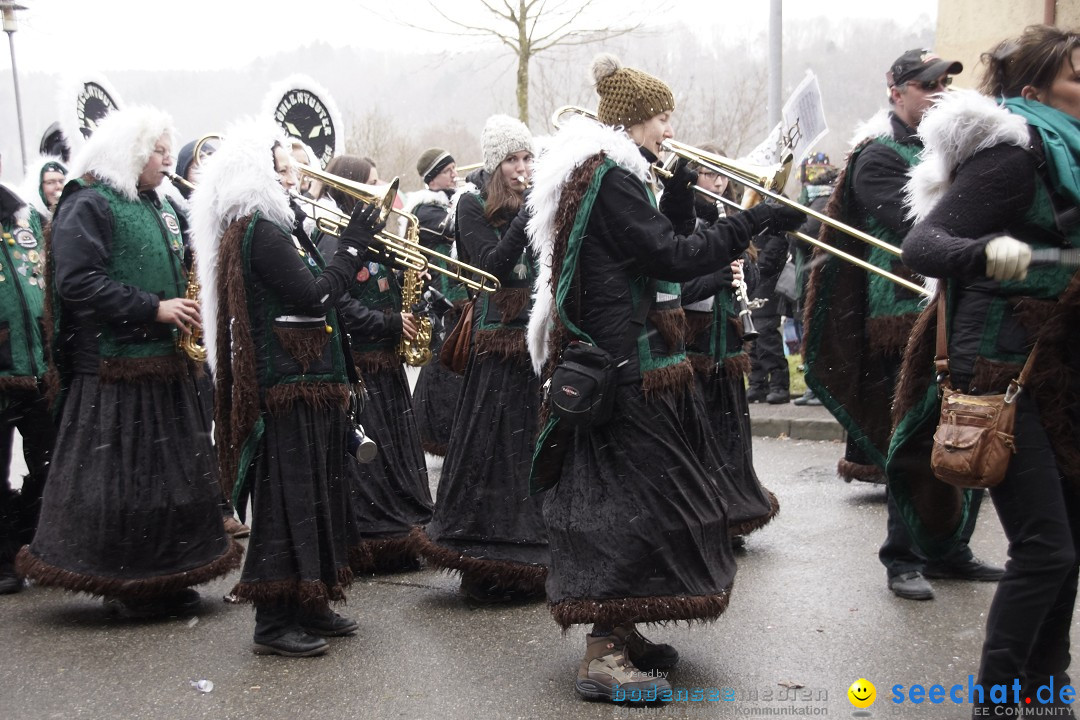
top-left (592, 53), bottom-right (674, 128)
top-left (481, 114), bottom-right (533, 173)
top-left (417, 147), bottom-right (455, 184)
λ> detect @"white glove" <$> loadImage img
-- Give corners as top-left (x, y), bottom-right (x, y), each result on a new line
top-left (984, 236), bottom-right (1031, 282)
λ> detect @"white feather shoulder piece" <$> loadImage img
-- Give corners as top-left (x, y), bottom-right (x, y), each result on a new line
top-left (188, 118), bottom-right (295, 372)
top-left (525, 116), bottom-right (649, 374)
top-left (906, 89), bottom-right (1030, 223)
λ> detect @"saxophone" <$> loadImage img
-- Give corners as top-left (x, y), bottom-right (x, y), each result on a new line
top-left (178, 253), bottom-right (208, 363)
top-left (397, 266), bottom-right (433, 367)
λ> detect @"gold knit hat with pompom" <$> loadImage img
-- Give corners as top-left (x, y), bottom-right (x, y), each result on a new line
top-left (592, 53), bottom-right (674, 128)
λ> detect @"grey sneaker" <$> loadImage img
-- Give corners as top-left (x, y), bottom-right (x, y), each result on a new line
top-left (888, 571), bottom-right (934, 601)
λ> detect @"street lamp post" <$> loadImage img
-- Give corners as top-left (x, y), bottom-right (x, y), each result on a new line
top-left (2, 2), bottom-right (28, 170)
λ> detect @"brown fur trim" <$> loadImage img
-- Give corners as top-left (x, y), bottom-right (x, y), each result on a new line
top-left (214, 217), bottom-right (259, 501)
top-left (891, 301), bottom-right (938, 428)
top-left (273, 325), bottom-right (331, 373)
top-left (723, 353), bottom-right (751, 378)
top-left (352, 349), bottom-right (400, 374)
top-left (411, 527), bottom-right (547, 595)
top-left (349, 532), bottom-right (422, 574)
top-left (728, 490), bottom-right (780, 537)
top-left (473, 328), bottom-right (527, 361)
top-left (549, 588), bottom-right (731, 630)
top-left (688, 354), bottom-right (717, 377)
top-left (0, 376), bottom-right (38, 393)
top-left (867, 314), bottom-right (918, 357)
top-left (264, 382), bottom-right (351, 416)
top-left (838, 458), bottom-right (886, 484)
top-left (42, 368), bottom-right (61, 407)
top-left (16, 538), bottom-right (243, 600)
top-left (230, 574), bottom-right (350, 609)
top-left (98, 354), bottom-right (189, 384)
top-left (422, 440), bottom-right (448, 456)
top-left (683, 311), bottom-right (713, 348)
top-left (494, 287), bottom-right (531, 325)
top-left (649, 307), bottom-right (688, 354)
top-left (642, 361), bottom-right (695, 399)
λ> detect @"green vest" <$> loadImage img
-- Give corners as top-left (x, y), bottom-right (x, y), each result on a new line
top-left (685, 289), bottom-right (738, 364)
top-left (463, 193), bottom-right (537, 334)
top-left (243, 215), bottom-right (350, 390)
top-left (414, 200), bottom-right (469, 304)
top-left (845, 136), bottom-right (925, 320)
top-left (62, 181), bottom-right (188, 361)
top-left (955, 174), bottom-right (1080, 366)
top-left (0, 209), bottom-right (47, 384)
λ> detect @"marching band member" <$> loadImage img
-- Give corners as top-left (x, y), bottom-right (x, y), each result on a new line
top-left (0, 171), bottom-right (56, 595)
top-left (312, 154), bottom-right (433, 575)
top-left (17, 106), bottom-right (242, 616)
top-left (890, 26), bottom-right (1080, 716)
top-left (681, 149), bottom-right (779, 546)
top-left (191, 119), bottom-right (382, 656)
top-left (415, 115), bottom-right (549, 603)
top-left (527, 54), bottom-right (804, 702)
top-left (408, 148), bottom-right (468, 457)
top-left (802, 48), bottom-right (1000, 601)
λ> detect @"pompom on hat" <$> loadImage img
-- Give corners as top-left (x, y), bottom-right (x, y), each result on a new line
top-left (592, 53), bottom-right (675, 128)
top-left (481, 114), bottom-right (533, 173)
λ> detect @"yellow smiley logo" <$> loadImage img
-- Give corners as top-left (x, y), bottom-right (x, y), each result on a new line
top-left (848, 678), bottom-right (876, 708)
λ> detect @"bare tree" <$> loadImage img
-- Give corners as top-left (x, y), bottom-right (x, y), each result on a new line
top-left (390, 0), bottom-right (654, 126)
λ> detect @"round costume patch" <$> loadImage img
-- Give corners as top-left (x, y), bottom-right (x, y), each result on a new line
top-left (14, 228), bottom-right (37, 248)
top-left (162, 213), bottom-right (181, 235)
top-left (356, 267), bottom-right (370, 282)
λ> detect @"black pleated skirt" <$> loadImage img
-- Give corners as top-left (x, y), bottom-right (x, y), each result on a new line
top-left (411, 359), bottom-right (464, 456)
top-left (418, 348), bottom-right (548, 592)
top-left (19, 373), bottom-right (241, 598)
top-left (542, 383), bottom-right (736, 629)
top-left (347, 365), bottom-right (432, 572)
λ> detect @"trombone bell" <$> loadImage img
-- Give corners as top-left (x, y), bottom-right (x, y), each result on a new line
top-left (295, 163), bottom-right (400, 224)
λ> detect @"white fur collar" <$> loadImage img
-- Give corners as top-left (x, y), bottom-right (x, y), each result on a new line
top-left (905, 89), bottom-right (1030, 223)
top-left (66, 106), bottom-right (175, 202)
top-left (525, 116), bottom-right (649, 374)
top-left (849, 109), bottom-right (894, 149)
top-left (189, 118), bottom-right (295, 372)
top-left (405, 188), bottom-right (452, 213)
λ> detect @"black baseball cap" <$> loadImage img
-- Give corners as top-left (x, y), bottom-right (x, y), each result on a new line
top-left (887, 49), bottom-right (963, 87)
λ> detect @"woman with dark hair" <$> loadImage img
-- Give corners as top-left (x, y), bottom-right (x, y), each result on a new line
top-left (312, 154), bottom-right (432, 574)
top-left (682, 146), bottom-right (779, 546)
top-left (415, 114), bottom-right (548, 603)
top-left (190, 120), bottom-right (382, 657)
top-left (888, 25), bottom-right (1080, 717)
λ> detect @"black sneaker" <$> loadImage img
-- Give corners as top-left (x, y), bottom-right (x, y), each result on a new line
top-left (766, 390), bottom-right (790, 404)
top-left (298, 609), bottom-right (359, 637)
top-left (253, 629), bottom-right (329, 657)
top-left (105, 588), bottom-right (202, 619)
top-left (0, 570), bottom-right (23, 595)
top-left (924, 557), bottom-right (1004, 582)
top-left (746, 388), bottom-right (767, 403)
top-left (888, 571), bottom-right (934, 601)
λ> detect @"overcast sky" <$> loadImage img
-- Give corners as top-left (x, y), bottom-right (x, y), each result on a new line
top-left (2, 0), bottom-right (938, 74)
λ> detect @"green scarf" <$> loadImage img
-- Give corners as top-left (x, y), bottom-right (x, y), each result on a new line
top-left (1004, 96), bottom-right (1080, 207)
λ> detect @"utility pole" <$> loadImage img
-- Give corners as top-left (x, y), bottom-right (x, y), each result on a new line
top-left (2, 2), bottom-right (28, 169)
top-left (768, 0), bottom-right (782, 129)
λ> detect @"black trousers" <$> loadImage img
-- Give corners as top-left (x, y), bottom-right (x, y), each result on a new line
top-left (747, 311), bottom-right (789, 393)
top-left (880, 484), bottom-right (982, 576)
top-left (0, 389), bottom-right (55, 570)
top-left (976, 396), bottom-right (1079, 712)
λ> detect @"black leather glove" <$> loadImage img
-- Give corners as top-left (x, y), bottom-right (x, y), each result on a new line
top-left (659, 157), bottom-right (698, 232)
top-left (744, 201), bottom-right (805, 236)
top-left (340, 202), bottom-right (386, 250)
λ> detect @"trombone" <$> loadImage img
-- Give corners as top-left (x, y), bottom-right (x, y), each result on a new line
top-left (294, 164), bottom-right (501, 293)
top-left (550, 106), bottom-right (929, 297)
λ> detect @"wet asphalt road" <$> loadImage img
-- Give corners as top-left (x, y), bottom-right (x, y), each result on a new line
top-left (1, 436), bottom-right (1071, 720)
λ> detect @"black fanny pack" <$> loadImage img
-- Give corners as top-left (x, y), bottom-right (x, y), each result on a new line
top-left (547, 279), bottom-right (655, 429)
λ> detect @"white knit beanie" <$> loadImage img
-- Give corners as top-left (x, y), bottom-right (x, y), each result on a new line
top-left (481, 114), bottom-right (533, 173)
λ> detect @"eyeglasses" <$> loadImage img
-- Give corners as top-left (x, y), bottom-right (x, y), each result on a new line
top-left (151, 147), bottom-right (173, 160)
top-left (911, 76), bottom-right (953, 91)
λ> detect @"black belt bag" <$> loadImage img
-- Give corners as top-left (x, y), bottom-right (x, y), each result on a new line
top-left (548, 279), bottom-right (655, 429)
